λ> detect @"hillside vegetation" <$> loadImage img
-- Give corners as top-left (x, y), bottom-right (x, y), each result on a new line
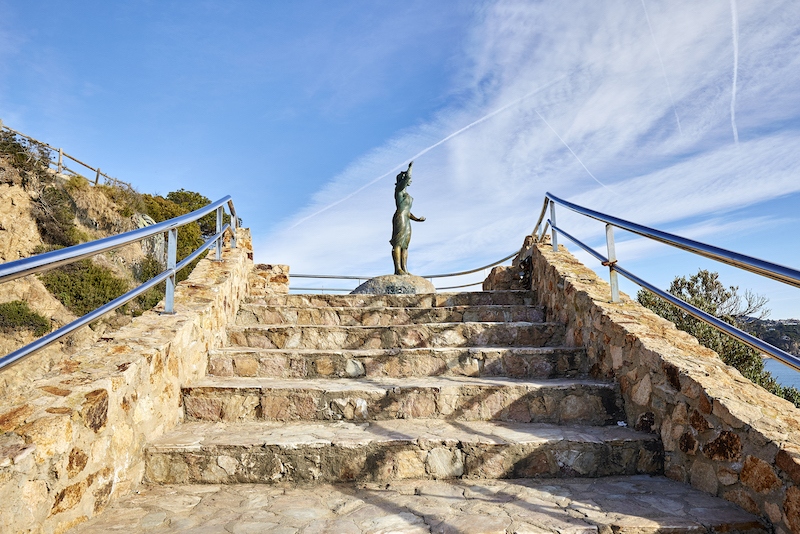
top-left (0, 129), bottom-right (228, 395)
top-left (638, 269), bottom-right (800, 407)
top-left (743, 318), bottom-right (800, 356)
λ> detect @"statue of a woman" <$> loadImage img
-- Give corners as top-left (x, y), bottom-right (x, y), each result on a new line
top-left (390, 161), bottom-right (425, 275)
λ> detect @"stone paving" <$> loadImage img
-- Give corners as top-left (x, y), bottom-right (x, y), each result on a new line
top-left (237, 303), bottom-right (546, 327)
top-left (182, 376), bottom-right (623, 424)
top-left (144, 420), bottom-right (662, 484)
top-left (69, 476), bottom-right (767, 534)
top-left (207, 346), bottom-right (589, 380)
top-left (226, 322), bottom-right (565, 351)
top-left (253, 290), bottom-right (538, 309)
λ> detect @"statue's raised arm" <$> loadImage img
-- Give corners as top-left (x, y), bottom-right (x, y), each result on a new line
top-left (390, 161), bottom-right (424, 275)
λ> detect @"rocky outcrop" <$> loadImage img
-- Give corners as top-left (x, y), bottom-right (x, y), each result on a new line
top-left (0, 182), bottom-right (42, 263)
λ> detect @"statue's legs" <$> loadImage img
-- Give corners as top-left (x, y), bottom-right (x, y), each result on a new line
top-left (401, 248), bottom-right (409, 275)
top-left (392, 246), bottom-right (405, 275)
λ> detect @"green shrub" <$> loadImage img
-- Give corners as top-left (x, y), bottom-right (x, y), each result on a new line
top-left (637, 269), bottom-right (800, 408)
top-left (33, 185), bottom-right (82, 247)
top-left (136, 253), bottom-right (162, 282)
top-left (0, 131), bottom-right (52, 178)
top-left (32, 244), bottom-right (64, 255)
top-left (40, 260), bottom-right (129, 317)
top-left (65, 174), bottom-right (89, 193)
top-left (142, 194), bottom-right (204, 284)
top-left (133, 254), bottom-right (165, 315)
top-left (166, 188), bottom-right (240, 237)
top-left (166, 189), bottom-right (216, 237)
top-left (97, 182), bottom-right (145, 217)
top-left (0, 301), bottom-right (51, 336)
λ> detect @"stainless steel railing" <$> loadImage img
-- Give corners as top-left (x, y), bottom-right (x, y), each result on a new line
top-left (291, 251), bottom-right (518, 293)
top-left (534, 192), bottom-right (800, 373)
top-left (0, 196), bottom-right (239, 371)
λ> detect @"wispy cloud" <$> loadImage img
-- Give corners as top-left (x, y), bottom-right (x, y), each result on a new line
top-left (260, 0), bottom-right (800, 310)
top-left (288, 73), bottom-right (572, 230)
top-left (730, 0), bottom-right (740, 146)
top-left (640, 0), bottom-right (682, 135)
top-left (532, 108), bottom-right (617, 195)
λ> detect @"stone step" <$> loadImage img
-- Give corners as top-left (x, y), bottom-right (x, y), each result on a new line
top-left (226, 322), bottom-right (565, 350)
top-left (208, 346), bottom-right (589, 379)
top-left (144, 420), bottom-right (662, 485)
top-left (182, 376), bottom-right (624, 425)
top-left (237, 303), bottom-right (546, 327)
top-left (66, 477), bottom-right (767, 534)
top-left (248, 290), bottom-right (538, 308)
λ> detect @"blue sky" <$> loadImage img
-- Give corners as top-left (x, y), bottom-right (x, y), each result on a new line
top-left (1, 1), bottom-right (799, 318)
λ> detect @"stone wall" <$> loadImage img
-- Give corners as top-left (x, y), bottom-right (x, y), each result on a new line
top-left (249, 263), bottom-right (289, 297)
top-left (0, 228), bottom-right (253, 534)
top-left (513, 241), bottom-right (800, 533)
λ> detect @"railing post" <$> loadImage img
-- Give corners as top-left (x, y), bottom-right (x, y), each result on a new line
top-left (605, 223), bottom-right (620, 302)
top-left (58, 148), bottom-right (63, 173)
top-left (95, 168), bottom-right (101, 185)
top-left (215, 206), bottom-right (223, 261)
top-left (164, 228), bottom-right (177, 314)
top-left (550, 200), bottom-right (558, 252)
top-left (230, 208), bottom-right (237, 249)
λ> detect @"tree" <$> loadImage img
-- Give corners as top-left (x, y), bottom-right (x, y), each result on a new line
top-left (142, 194), bottom-right (204, 261)
top-left (166, 189), bottom-right (215, 237)
top-left (637, 269), bottom-right (800, 407)
top-left (166, 189), bottom-right (239, 238)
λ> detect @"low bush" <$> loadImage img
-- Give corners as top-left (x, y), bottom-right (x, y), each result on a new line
top-left (142, 194), bottom-right (204, 284)
top-left (0, 301), bottom-right (51, 337)
top-left (0, 130), bottom-right (52, 179)
top-left (40, 260), bottom-right (129, 317)
top-left (65, 174), bottom-right (89, 193)
top-left (134, 254), bottom-right (165, 315)
top-left (32, 185), bottom-right (83, 247)
top-left (97, 181), bottom-right (145, 217)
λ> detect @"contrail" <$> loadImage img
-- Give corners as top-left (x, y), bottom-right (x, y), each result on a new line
top-left (533, 109), bottom-right (617, 195)
top-left (288, 75), bottom-right (570, 229)
top-left (641, 0), bottom-right (682, 135)
top-left (730, 0), bottom-right (739, 146)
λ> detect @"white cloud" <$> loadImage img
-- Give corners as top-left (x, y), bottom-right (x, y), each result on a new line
top-left (259, 0), bottom-right (800, 305)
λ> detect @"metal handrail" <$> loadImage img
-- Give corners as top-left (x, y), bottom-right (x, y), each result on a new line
top-left (0, 196), bottom-right (237, 283)
top-left (291, 251), bottom-right (517, 292)
top-left (540, 193), bottom-right (800, 287)
top-left (0, 197), bottom-right (239, 371)
top-left (435, 281), bottom-right (484, 290)
top-left (422, 251), bottom-right (518, 278)
top-left (534, 192), bottom-right (800, 373)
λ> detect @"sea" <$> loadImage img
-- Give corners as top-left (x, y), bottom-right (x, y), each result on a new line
top-left (764, 358), bottom-right (800, 390)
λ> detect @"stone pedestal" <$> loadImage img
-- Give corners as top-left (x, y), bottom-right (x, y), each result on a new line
top-left (351, 274), bottom-right (435, 295)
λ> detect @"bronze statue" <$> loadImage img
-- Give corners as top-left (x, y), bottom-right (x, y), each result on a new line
top-left (390, 161), bottom-right (425, 275)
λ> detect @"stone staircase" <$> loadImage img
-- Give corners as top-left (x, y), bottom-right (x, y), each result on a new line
top-left (72, 285), bottom-right (766, 533)
top-left (144, 290), bottom-right (664, 487)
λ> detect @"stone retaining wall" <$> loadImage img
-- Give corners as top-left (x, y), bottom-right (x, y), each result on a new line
top-left (249, 263), bottom-right (289, 297)
top-left (515, 241), bottom-right (800, 533)
top-left (0, 228), bottom-right (253, 534)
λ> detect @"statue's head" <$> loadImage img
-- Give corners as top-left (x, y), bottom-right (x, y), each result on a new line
top-left (395, 161), bottom-right (413, 188)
